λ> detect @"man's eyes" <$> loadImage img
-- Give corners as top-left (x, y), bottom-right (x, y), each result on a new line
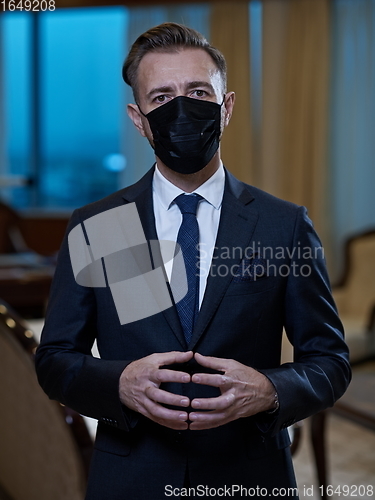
top-left (153, 90), bottom-right (208, 104)
top-left (191, 89), bottom-right (208, 98)
top-left (154, 95), bottom-right (168, 103)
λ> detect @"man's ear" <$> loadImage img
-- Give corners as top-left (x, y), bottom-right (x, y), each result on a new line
top-left (223, 92), bottom-right (235, 127)
top-left (127, 103), bottom-right (147, 137)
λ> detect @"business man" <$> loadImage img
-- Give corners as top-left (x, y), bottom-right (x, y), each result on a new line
top-left (36, 23), bottom-right (350, 499)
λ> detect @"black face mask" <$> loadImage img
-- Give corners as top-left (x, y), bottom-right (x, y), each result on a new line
top-left (141, 96), bottom-right (223, 175)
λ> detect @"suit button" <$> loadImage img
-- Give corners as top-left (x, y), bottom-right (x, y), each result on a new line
top-left (101, 416), bottom-right (118, 427)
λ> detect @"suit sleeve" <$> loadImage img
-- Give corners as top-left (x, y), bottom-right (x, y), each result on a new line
top-left (256, 206), bottom-right (351, 435)
top-left (35, 208), bottom-right (137, 432)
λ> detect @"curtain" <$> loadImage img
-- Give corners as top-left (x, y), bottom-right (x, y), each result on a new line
top-left (261, 0), bottom-right (332, 267)
top-left (261, 0), bottom-right (289, 198)
top-left (210, 1), bottom-right (253, 185)
top-left (329, 0), bottom-right (375, 280)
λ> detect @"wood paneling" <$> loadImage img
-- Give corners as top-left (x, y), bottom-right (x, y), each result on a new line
top-left (19, 212), bottom-right (70, 256)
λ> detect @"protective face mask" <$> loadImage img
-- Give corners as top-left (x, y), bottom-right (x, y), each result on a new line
top-left (141, 96), bottom-right (223, 174)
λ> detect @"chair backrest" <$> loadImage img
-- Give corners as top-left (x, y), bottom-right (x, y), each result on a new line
top-left (0, 202), bottom-right (24, 254)
top-left (0, 302), bottom-right (88, 500)
top-left (333, 230), bottom-right (375, 327)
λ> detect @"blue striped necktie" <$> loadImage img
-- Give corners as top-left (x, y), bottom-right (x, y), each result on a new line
top-left (174, 193), bottom-right (202, 344)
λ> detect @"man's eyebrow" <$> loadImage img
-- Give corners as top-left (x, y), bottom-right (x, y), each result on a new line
top-left (186, 81), bottom-right (215, 93)
top-left (146, 81), bottom-right (216, 100)
top-left (146, 86), bottom-right (174, 99)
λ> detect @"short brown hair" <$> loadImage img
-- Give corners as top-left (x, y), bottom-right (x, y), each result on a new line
top-left (122, 22), bottom-right (227, 101)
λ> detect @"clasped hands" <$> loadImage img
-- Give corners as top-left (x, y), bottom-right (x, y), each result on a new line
top-left (119, 351), bottom-right (276, 431)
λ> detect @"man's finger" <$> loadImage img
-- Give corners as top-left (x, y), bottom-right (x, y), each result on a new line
top-left (143, 398), bottom-right (189, 423)
top-left (154, 350), bottom-right (194, 367)
top-left (194, 352), bottom-right (229, 371)
top-left (191, 372), bottom-right (229, 388)
top-left (190, 392), bottom-right (235, 410)
top-left (153, 368), bottom-right (191, 385)
top-left (189, 410), bottom-right (229, 430)
top-left (162, 420), bottom-right (189, 431)
top-left (146, 386), bottom-right (190, 407)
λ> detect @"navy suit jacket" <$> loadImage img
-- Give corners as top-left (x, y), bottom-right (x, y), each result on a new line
top-left (36, 167), bottom-right (350, 499)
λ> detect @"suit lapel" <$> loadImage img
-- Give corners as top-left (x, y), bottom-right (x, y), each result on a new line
top-left (122, 167), bottom-right (187, 349)
top-left (189, 170), bottom-right (259, 350)
top-left (120, 167), bottom-right (259, 351)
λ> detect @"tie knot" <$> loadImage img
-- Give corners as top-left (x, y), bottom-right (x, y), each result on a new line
top-left (174, 193), bottom-right (202, 216)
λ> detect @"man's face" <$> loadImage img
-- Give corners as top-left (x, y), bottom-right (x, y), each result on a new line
top-left (128, 48), bottom-right (232, 146)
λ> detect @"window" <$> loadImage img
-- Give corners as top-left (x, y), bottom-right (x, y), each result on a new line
top-left (1, 4), bottom-right (210, 210)
top-left (1, 7), bottom-right (128, 209)
top-left (1, 13), bottom-right (32, 207)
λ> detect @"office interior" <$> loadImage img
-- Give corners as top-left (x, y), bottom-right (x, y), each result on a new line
top-left (0, 0), bottom-right (374, 499)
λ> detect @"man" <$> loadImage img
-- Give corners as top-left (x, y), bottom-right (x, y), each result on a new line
top-left (36, 23), bottom-right (350, 499)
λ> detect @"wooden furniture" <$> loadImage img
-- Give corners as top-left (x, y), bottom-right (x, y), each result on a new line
top-left (292, 230), bottom-right (375, 499)
top-left (332, 367), bottom-right (375, 431)
top-left (310, 364), bottom-right (375, 500)
top-left (0, 201), bottom-right (69, 257)
top-left (0, 201), bottom-right (66, 318)
top-left (333, 229), bottom-right (375, 364)
top-left (0, 202), bottom-right (26, 254)
top-left (0, 253), bottom-right (55, 318)
top-left (0, 301), bottom-right (93, 500)
top-left (308, 230), bottom-right (375, 499)
top-left (18, 211), bottom-right (69, 257)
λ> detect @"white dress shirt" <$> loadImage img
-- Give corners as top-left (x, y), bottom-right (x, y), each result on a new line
top-left (153, 163), bottom-right (225, 308)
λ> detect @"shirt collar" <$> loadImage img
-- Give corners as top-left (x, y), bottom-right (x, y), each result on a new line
top-left (153, 162), bottom-right (225, 211)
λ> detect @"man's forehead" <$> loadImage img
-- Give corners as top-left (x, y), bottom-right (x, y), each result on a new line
top-left (137, 48), bottom-right (220, 85)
